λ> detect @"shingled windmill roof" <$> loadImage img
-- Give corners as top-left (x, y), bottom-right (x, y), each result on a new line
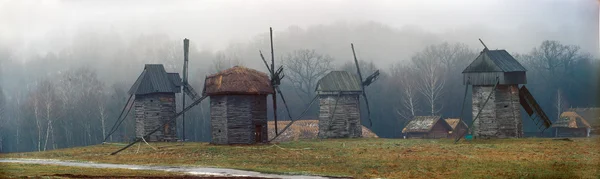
top-left (315, 71), bottom-right (362, 92)
top-left (463, 49), bottom-right (527, 73)
top-left (203, 66), bottom-right (274, 95)
top-left (402, 116), bottom-right (452, 133)
top-left (128, 64), bottom-right (182, 95)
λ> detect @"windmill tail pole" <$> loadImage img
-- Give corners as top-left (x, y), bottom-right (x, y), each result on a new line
top-left (103, 94), bottom-right (134, 143)
top-left (110, 95), bottom-right (207, 155)
top-left (269, 94), bottom-right (319, 142)
top-left (455, 78), bottom-right (499, 144)
top-left (453, 79), bottom-right (469, 142)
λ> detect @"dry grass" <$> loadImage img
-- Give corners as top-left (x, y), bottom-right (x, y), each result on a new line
top-left (2, 138), bottom-right (600, 178)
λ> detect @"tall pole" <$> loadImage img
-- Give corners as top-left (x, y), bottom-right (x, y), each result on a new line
top-left (270, 27), bottom-right (278, 135)
top-left (182, 38), bottom-right (189, 141)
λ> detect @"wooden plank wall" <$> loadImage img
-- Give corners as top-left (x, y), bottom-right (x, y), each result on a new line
top-left (472, 86), bottom-right (498, 138)
top-left (210, 95), bottom-right (268, 144)
top-left (318, 94), bottom-right (362, 138)
top-left (427, 122), bottom-right (449, 139)
top-left (210, 95), bottom-right (228, 144)
top-left (495, 85), bottom-right (523, 138)
top-left (134, 93), bottom-right (177, 142)
top-left (472, 85), bottom-right (523, 138)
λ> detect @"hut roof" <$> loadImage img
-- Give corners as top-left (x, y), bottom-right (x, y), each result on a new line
top-left (315, 71), bottom-right (362, 92)
top-left (128, 64), bottom-right (181, 95)
top-left (463, 49), bottom-right (527, 73)
top-left (568, 108), bottom-right (600, 127)
top-left (552, 111), bottom-right (592, 128)
top-left (444, 118), bottom-right (467, 130)
top-left (403, 116), bottom-right (452, 133)
top-left (203, 66), bottom-right (274, 95)
top-left (267, 120), bottom-right (377, 142)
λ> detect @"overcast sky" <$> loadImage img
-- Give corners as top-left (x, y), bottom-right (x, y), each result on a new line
top-left (0, 0), bottom-right (598, 57)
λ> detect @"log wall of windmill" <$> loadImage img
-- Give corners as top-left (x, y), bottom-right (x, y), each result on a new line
top-left (472, 85), bottom-right (522, 138)
top-left (318, 94), bottom-right (362, 138)
top-left (210, 95), bottom-right (268, 144)
top-left (134, 93), bottom-right (177, 142)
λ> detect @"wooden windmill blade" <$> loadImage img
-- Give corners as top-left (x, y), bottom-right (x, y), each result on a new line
top-left (181, 39), bottom-right (200, 101)
top-left (351, 43), bottom-right (377, 127)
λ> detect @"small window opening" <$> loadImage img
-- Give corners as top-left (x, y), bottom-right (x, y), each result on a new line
top-left (504, 105), bottom-right (509, 108)
top-left (150, 100), bottom-right (154, 102)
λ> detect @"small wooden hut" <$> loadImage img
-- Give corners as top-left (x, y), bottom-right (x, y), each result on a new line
top-left (315, 71), bottom-right (363, 138)
top-left (445, 118), bottom-right (468, 138)
top-left (463, 48), bottom-right (527, 138)
top-left (552, 111), bottom-right (591, 137)
top-left (203, 66), bottom-right (274, 144)
top-left (402, 116), bottom-right (452, 139)
top-left (128, 64), bottom-right (182, 142)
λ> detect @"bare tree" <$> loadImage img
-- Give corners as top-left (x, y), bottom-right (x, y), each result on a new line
top-left (28, 82), bottom-right (43, 151)
top-left (282, 49), bottom-right (333, 103)
top-left (211, 51), bottom-right (245, 73)
top-left (412, 54), bottom-right (445, 115)
top-left (554, 89), bottom-right (568, 121)
top-left (523, 40), bottom-right (589, 85)
top-left (390, 64), bottom-right (420, 122)
top-left (37, 79), bottom-right (62, 151)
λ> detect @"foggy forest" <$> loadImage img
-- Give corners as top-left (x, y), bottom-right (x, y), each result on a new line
top-left (0, 0), bottom-right (598, 153)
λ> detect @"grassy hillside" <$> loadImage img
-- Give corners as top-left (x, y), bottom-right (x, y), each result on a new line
top-left (2, 138), bottom-right (599, 178)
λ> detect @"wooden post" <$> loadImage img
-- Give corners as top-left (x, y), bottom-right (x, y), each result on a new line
top-left (270, 27), bottom-right (278, 135)
top-left (182, 38), bottom-right (189, 141)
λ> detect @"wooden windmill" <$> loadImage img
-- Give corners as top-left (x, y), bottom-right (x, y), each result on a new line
top-left (456, 39), bottom-right (552, 141)
top-left (109, 39), bottom-right (208, 155)
top-left (314, 43), bottom-right (379, 138)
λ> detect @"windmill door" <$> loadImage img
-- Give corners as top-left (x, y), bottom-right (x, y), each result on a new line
top-left (255, 125), bottom-right (262, 143)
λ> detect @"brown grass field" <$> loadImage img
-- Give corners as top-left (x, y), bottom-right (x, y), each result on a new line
top-left (1, 138), bottom-right (599, 178)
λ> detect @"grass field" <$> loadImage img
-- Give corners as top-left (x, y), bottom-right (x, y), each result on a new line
top-left (1, 138), bottom-right (599, 178)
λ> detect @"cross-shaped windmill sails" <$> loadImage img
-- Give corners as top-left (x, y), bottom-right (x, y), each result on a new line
top-left (181, 39), bottom-right (201, 141)
top-left (351, 43), bottom-right (380, 128)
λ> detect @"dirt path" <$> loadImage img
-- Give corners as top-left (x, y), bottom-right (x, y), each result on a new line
top-left (0, 158), bottom-right (339, 179)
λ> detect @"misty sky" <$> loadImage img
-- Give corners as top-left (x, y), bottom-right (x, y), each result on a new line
top-left (0, 0), bottom-right (598, 61)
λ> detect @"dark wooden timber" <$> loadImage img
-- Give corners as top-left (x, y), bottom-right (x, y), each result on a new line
top-left (270, 27), bottom-right (278, 135)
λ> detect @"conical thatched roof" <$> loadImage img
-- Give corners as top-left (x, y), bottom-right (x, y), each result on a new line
top-left (552, 111), bottom-right (591, 129)
top-left (203, 66), bottom-right (274, 95)
top-left (267, 120), bottom-right (377, 142)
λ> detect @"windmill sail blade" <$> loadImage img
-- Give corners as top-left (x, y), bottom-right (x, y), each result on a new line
top-left (362, 91), bottom-right (373, 127)
top-left (351, 43), bottom-right (364, 84)
top-left (183, 83), bottom-right (201, 101)
top-left (362, 70), bottom-right (380, 87)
